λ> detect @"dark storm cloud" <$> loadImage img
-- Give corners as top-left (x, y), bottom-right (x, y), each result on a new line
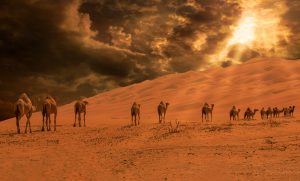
top-left (282, 0), bottom-right (300, 59)
top-left (0, 0), bottom-right (244, 120)
top-left (3, 0), bottom-right (299, 120)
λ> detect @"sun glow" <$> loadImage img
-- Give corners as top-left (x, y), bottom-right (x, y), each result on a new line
top-left (207, 0), bottom-right (291, 68)
top-left (228, 16), bottom-right (256, 45)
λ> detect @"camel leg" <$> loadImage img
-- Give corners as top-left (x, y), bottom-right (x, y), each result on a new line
top-left (202, 113), bottom-right (204, 122)
top-left (54, 113), bottom-right (57, 131)
top-left (48, 115), bottom-right (52, 131)
top-left (84, 112), bottom-right (86, 127)
top-left (25, 118), bottom-right (29, 133)
top-left (28, 119), bottom-right (32, 133)
top-left (27, 112), bottom-right (32, 133)
top-left (42, 115), bottom-right (45, 131)
top-left (211, 113), bottom-right (213, 122)
top-left (158, 114), bottom-right (161, 124)
top-left (138, 114), bottom-right (140, 125)
top-left (74, 112), bottom-right (77, 127)
top-left (45, 115), bottom-right (48, 131)
top-left (16, 116), bottom-right (21, 134)
top-left (78, 113), bottom-right (82, 127)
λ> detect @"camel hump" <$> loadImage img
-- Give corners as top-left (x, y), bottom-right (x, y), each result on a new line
top-left (19, 93), bottom-right (32, 104)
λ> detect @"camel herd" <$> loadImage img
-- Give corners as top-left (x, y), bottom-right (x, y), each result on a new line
top-left (12, 93), bottom-right (296, 134)
top-left (13, 93), bottom-right (88, 134)
top-left (229, 106), bottom-right (296, 121)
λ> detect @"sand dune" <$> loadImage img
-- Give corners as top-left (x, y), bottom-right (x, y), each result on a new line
top-left (1, 57), bottom-right (300, 180)
top-left (2, 57), bottom-right (300, 128)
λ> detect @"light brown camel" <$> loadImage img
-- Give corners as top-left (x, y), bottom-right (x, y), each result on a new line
top-left (283, 107), bottom-right (289, 117)
top-left (131, 102), bottom-right (140, 126)
top-left (42, 96), bottom-right (57, 131)
top-left (266, 107), bottom-right (273, 119)
top-left (273, 107), bottom-right (278, 118)
top-left (202, 103), bottom-right (214, 122)
top-left (74, 100), bottom-right (88, 127)
top-left (14, 93), bottom-right (33, 134)
top-left (229, 106), bottom-right (240, 121)
top-left (157, 101), bottom-right (170, 123)
top-left (272, 107), bottom-right (283, 118)
top-left (260, 107), bottom-right (266, 120)
top-left (244, 108), bottom-right (259, 120)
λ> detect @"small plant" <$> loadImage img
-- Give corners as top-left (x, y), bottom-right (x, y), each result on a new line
top-left (168, 120), bottom-right (180, 133)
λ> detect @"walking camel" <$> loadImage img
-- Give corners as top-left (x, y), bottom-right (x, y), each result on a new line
top-left (230, 106), bottom-right (240, 121)
top-left (131, 102), bottom-right (140, 126)
top-left (157, 101), bottom-right (170, 123)
top-left (266, 107), bottom-right (273, 119)
top-left (42, 96), bottom-right (57, 131)
top-left (74, 99), bottom-right (88, 127)
top-left (289, 106), bottom-right (295, 117)
top-left (244, 108), bottom-right (259, 120)
top-left (14, 93), bottom-right (33, 134)
top-left (202, 103), bottom-right (214, 122)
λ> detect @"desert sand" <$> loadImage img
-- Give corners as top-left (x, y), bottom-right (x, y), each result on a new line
top-left (1, 57), bottom-right (300, 180)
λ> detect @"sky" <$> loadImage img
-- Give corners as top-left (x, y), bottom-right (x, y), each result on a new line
top-left (0, 0), bottom-right (299, 120)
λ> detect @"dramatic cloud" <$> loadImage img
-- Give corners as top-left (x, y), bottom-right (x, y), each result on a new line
top-left (0, 0), bottom-right (299, 120)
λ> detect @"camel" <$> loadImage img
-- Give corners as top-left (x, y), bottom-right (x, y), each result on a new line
top-left (266, 107), bottom-right (273, 119)
top-left (260, 107), bottom-right (266, 120)
top-left (244, 108), bottom-right (259, 120)
top-left (229, 106), bottom-right (240, 121)
top-left (284, 106), bottom-right (295, 117)
top-left (42, 96), bottom-right (58, 131)
top-left (289, 106), bottom-right (295, 117)
top-left (131, 102), bottom-right (140, 126)
top-left (202, 103), bottom-right (214, 122)
top-left (74, 99), bottom-right (88, 127)
top-left (273, 107), bottom-right (283, 118)
top-left (157, 101), bottom-right (170, 123)
top-left (14, 93), bottom-right (33, 134)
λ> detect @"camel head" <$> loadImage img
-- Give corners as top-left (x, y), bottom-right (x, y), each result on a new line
top-left (83, 101), bottom-right (88, 105)
top-left (237, 109), bottom-right (240, 113)
top-left (254, 109), bottom-right (259, 113)
top-left (138, 104), bottom-right (141, 108)
top-left (78, 96), bottom-right (87, 102)
top-left (211, 104), bottom-right (214, 109)
top-left (166, 102), bottom-right (170, 107)
top-left (19, 93), bottom-right (29, 100)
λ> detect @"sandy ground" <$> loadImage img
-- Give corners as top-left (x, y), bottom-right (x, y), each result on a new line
top-left (1, 58), bottom-right (300, 180)
top-left (1, 118), bottom-right (300, 180)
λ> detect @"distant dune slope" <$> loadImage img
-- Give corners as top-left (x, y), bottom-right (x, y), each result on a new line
top-left (1, 58), bottom-right (300, 130)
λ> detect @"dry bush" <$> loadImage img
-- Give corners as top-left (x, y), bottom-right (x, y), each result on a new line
top-left (168, 120), bottom-right (180, 133)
